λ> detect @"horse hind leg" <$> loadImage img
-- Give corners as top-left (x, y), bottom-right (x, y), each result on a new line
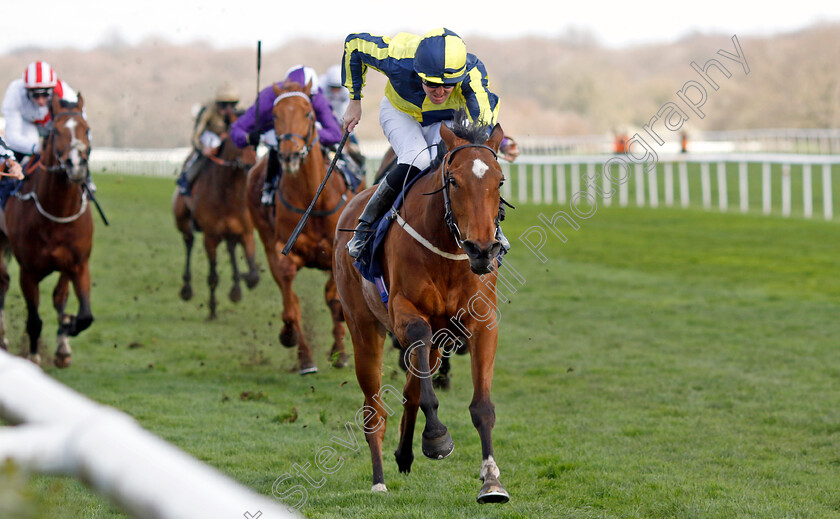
top-left (241, 230), bottom-right (260, 290)
top-left (226, 237), bottom-right (243, 303)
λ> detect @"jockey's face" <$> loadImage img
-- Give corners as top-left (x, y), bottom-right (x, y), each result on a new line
top-left (421, 80), bottom-right (455, 105)
top-left (27, 88), bottom-right (53, 107)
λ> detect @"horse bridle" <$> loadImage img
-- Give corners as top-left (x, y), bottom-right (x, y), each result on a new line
top-left (438, 143), bottom-right (500, 246)
top-left (272, 91), bottom-right (318, 163)
top-left (44, 111), bottom-right (90, 174)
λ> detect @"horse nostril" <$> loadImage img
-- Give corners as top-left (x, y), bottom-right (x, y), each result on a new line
top-left (463, 240), bottom-right (499, 259)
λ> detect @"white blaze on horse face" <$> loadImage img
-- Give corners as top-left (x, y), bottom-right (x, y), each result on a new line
top-left (472, 158), bottom-right (489, 179)
top-left (63, 118), bottom-right (87, 168)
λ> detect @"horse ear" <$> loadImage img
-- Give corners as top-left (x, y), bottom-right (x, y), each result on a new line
top-left (440, 122), bottom-right (457, 150)
top-left (486, 123), bottom-right (505, 153)
top-left (50, 91), bottom-right (62, 114)
top-left (303, 80), bottom-right (312, 96)
top-left (273, 83), bottom-right (283, 96)
top-left (76, 92), bottom-right (85, 111)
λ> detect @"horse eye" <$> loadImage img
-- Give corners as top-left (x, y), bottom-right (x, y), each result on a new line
top-left (499, 178), bottom-right (505, 188)
top-left (449, 177), bottom-right (459, 188)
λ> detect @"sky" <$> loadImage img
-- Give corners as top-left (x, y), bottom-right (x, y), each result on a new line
top-left (3, 1), bottom-right (840, 53)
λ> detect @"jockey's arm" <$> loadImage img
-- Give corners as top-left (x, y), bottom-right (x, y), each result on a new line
top-left (1, 90), bottom-right (40, 155)
top-left (311, 92), bottom-right (343, 146)
top-left (500, 136), bottom-right (519, 162)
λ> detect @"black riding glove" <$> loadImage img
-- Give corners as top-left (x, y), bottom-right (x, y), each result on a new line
top-left (247, 130), bottom-right (261, 147)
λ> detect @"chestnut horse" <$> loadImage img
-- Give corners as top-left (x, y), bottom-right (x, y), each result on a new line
top-left (173, 130), bottom-right (260, 319)
top-left (247, 80), bottom-right (358, 374)
top-left (0, 94), bottom-right (94, 367)
top-left (334, 117), bottom-right (510, 503)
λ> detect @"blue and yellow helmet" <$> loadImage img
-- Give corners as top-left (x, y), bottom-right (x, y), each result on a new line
top-left (413, 28), bottom-right (467, 86)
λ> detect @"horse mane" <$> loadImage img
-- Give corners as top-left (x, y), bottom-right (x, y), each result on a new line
top-left (450, 109), bottom-right (493, 145)
top-left (430, 109), bottom-right (493, 171)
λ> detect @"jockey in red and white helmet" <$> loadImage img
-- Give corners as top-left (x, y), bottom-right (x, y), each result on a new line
top-left (1, 61), bottom-right (80, 158)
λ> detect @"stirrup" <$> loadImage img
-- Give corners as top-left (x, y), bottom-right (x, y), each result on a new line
top-left (347, 227), bottom-right (374, 259)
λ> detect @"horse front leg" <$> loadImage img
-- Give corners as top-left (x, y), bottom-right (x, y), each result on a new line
top-left (273, 249), bottom-right (315, 374)
top-left (0, 247), bottom-right (10, 351)
top-left (180, 227), bottom-right (195, 301)
top-left (324, 272), bottom-right (347, 368)
top-left (204, 234), bottom-right (220, 320)
top-left (226, 237), bottom-right (243, 303)
top-left (468, 326), bottom-right (509, 504)
top-left (53, 273), bottom-right (74, 368)
top-left (393, 345), bottom-right (442, 474)
top-left (66, 265), bottom-right (94, 338)
top-left (393, 300), bottom-right (453, 461)
top-left (19, 271), bottom-right (42, 365)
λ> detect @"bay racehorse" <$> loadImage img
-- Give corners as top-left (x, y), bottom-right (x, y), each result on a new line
top-left (247, 80), bottom-right (359, 374)
top-left (375, 148), bottom-right (463, 390)
top-left (334, 116), bottom-right (510, 503)
top-left (173, 127), bottom-right (260, 319)
top-left (0, 93), bottom-right (94, 367)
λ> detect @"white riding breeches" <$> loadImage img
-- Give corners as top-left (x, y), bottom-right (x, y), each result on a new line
top-left (379, 96), bottom-right (451, 172)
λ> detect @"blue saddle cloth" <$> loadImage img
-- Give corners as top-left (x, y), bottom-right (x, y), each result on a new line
top-left (353, 174), bottom-right (426, 304)
top-left (0, 177), bottom-right (22, 210)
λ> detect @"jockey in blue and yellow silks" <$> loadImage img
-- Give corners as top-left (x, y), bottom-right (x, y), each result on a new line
top-left (341, 28), bottom-right (516, 259)
top-left (343, 29), bottom-right (499, 130)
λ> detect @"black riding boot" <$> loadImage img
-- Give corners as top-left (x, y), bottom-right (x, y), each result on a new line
top-left (261, 148), bottom-right (281, 206)
top-left (346, 181), bottom-right (399, 259)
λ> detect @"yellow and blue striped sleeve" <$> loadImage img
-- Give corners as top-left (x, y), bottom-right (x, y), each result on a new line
top-left (342, 33), bottom-right (393, 100)
top-left (461, 57), bottom-right (499, 127)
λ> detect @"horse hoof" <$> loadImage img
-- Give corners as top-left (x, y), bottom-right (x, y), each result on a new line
top-left (28, 353), bottom-right (42, 366)
top-left (54, 353), bottom-right (72, 369)
top-left (422, 431), bottom-right (454, 460)
top-left (245, 273), bottom-right (260, 289)
top-left (299, 364), bottom-right (319, 375)
top-left (432, 372), bottom-right (451, 390)
top-left (180, 285), bottom-right (193, 301)
top-left (0, 338), bottom-right (7, 351)
top-left (477, 478), bottom-right (510, 504)
top-left (279, 326), bottom-right (299, 348)
top-left (394, 449), bottom-right (414, 473)
top-left (330, 351), bottom-right (349, 368)
top-left (229, 285), bottom-right (242, 303)
top-left (371, 483), bottom-right (387, 493)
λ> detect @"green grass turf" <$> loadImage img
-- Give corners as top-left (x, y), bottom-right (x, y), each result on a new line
top-left (2, 173), bottom-right (840, 518)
